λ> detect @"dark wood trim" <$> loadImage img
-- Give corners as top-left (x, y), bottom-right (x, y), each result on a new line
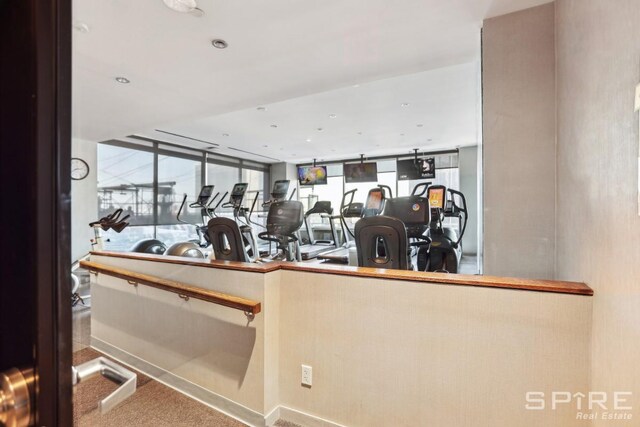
top-left (91, 251), bottom-right (282, 273)
top-left (90, 251), bottom-right (593, 296)
top-left (0, 0), bottom-right (72, 425)
top-left (279, 263), bottom-right (594, 296)
top-left (80, 261), bottom-right (262, 315)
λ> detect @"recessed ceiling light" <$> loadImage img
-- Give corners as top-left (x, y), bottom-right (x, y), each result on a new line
top-left (353, 84), bottom-right (360, 88)
top-left (257, 106), bottom-right (266, 111)
top-left (163, 0), bottom-right (197, 13)
top-left (270, 124), bottom-right (278, 128)
top-left (306, 139), bottom-right (311, 142)
top-left (329, 114), bottom-right (337, 119)
top-left (73, 21), bottom-right (90, 33)
top-left (115, 77), bottom-right (130, 84)
top-left (401, 103), bottom-right (410, 107)
top-left (417, 124), bottom-right (424, 127)
top-left (211, 39), bottom-right (228, 49)
top-left (222, 133), bottom-right (229, 137)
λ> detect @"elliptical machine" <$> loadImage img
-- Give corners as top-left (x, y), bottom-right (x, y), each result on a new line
top-left (164, 185), bottom-right (222, 258)
top-left (355, 184), bottom-right (431, 271)
top-left (425, 185), bottom-right (468, 273)
top-left (207, 197), bottom-right (305, 263)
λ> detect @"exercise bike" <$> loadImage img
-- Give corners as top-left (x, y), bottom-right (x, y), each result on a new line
top-left (71, 209), bottom-right (130, 306)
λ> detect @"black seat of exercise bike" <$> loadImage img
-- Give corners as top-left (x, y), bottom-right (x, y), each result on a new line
top-left (207, 217), bottom-right (250, 262)
top-left (355, 216), bottom-right (409, 271)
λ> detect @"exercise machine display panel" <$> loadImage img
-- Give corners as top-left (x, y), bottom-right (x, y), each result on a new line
top-left (196, 185), bottom-right (215, 205)
top-left (428, 187), bottom-right (445, 209)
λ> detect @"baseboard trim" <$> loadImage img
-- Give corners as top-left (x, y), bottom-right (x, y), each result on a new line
top-left (264, 406), bottom-right (281, 426)
top-left (91, 337), bottom-right (266, 427)
top-left (277, 406), bottom-right (347, 427)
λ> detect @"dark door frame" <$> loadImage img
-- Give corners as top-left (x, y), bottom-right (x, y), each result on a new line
top-left (0, 0), bottom-right (72, 425)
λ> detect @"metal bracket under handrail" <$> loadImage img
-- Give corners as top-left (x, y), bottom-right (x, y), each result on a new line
top-left (72, 357), bottom-right (137, 414)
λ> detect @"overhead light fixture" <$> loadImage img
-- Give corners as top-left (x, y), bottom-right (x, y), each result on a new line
top-left (115, 77), bottom-right (130, 84)
top-left (257, 106), bottom-right (266, 111)
top-left (306, 139), bottom-right (311, 142)
top-left (211, 39), bottom-right (228, 49)
top-left (401, 103), bottom-right (410, 107)
top-left (400, 133), bottom-right (405, 136)
top-left (263, 145), bottom-right (269, 148)
top-left (163, 0), bottom-right (197, 13)
top-left (328, 114), bottom-right (337, 119)
top-left (270, 124), bottom-right (278, 128)
top-left (317, 128), bottom-right (323, 131)
top-left (357, 132), bottom-right (362, 135)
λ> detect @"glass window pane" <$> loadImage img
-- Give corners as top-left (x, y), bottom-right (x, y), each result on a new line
top-left (242, 169), bottom-right (265, 209)
top-left (97, 144), bottom-right (154, 226)
top-left (157, 155), bottom-right (203, 225)
top-left (207, 163), bottom-right (240, 215)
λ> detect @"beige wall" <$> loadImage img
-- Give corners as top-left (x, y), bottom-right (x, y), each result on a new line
top-left (277, 270), bottom-right (591, 427)
top-left (482, 3), bottom-right (557, 279)
top-left (90, 255), bottom-right (270, 418)
top-left (89, 255), bottom-right (592, 426)
top-left (71, 138), bottom-right (98, 262)
top-left (555, 0), bottom-right (640, 422)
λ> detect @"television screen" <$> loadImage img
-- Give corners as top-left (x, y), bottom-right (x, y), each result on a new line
top-left (344, 162), bottom-right (378, 183)
top-left (298, 166), bottom-right (327, 186)
top-left (397, 157), bottom-right (436, 180)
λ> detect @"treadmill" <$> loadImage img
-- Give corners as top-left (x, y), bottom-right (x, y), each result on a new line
top-left (299, 201), bottom-right (340, 260)
top-left (317, 186), bottom-right (388, 264)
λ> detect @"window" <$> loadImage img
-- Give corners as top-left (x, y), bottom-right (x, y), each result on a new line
top-left (207, 163), bottom-right (240, 216)
top-left (157, 155), bottom-right (203, 225)
top-left (97, 144), bottom-right (154, 225)
top-left (96, 141), bottom-right (269, 250)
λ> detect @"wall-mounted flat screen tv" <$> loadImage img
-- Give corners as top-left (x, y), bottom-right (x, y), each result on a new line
top-left (397, 157), bottom-right (436, 180)
top-left (344, 162), bottom-right (378, 183)
top-left (298, 166), bottom-right (328, 186)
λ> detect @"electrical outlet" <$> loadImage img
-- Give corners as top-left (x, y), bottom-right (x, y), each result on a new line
top-left (301, 365), bottom-right (312, 387)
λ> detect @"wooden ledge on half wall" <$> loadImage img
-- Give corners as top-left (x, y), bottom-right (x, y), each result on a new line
top-left (90, 251), bottom-right (594, 296)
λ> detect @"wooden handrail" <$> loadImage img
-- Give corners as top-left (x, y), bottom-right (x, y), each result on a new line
top-left (80, 261), bottom-right (261, 315)
top-left (90, 251), bottom-right (594, 296)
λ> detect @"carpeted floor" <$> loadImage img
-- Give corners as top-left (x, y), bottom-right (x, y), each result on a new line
top-left (73, 348), bottom-right (248, 427)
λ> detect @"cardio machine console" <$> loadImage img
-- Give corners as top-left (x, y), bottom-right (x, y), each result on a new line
top-left (383, 196), bottom-right (430, 238)
top-left (265, 201), bottom-right (304, 237)
top-left (227, 183), bottom-right (248, 208)
top-left (196, 185), bottom-right (214, 206)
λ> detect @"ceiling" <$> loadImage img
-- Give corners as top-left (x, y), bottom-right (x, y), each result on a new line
top-left (72, 0), bottom-right (552, 163)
